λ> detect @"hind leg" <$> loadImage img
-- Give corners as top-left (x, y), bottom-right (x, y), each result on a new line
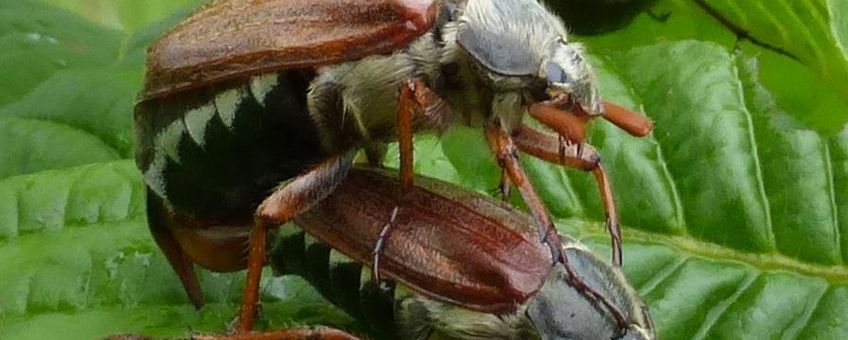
top-left (239, 150), bottom-right (356, 332)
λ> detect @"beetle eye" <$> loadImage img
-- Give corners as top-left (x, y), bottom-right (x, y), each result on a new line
top-left (545, 61), bottom-right (567, 85)
top-left (544, 61), bottom-right (573, 98)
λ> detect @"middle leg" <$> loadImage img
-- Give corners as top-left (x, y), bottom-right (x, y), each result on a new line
top-left (370, 78), bottom-right (449, 282)
top-left (512, 125), bottom-right (622, 267)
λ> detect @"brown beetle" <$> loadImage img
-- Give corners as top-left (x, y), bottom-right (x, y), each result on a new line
top-left (134, 0), bottom-right (653, 331)
top-left (173, 167), bottom-right (655, 339)
top-left (287, 167), bottom-right (655, 340)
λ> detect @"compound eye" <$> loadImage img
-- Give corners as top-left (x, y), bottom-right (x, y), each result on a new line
top-left (545, 61), bottom-right (573, 97)
top-left (546, 61), bottom-right (566, 85)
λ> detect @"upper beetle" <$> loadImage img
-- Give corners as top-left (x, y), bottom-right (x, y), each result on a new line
top-left (134, 0), bottom-right (654, 331)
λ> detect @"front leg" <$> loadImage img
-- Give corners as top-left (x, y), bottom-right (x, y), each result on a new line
top-left (484, 123), bottom-right (563, 264)
top-left (512, 125), bottom-right (622, 267)
top-left (371, 78), bottom-right (449, 282)
top-left (238, 150), bottom-right (356, 332)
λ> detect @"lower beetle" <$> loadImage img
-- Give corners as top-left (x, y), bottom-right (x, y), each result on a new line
top-left (279, 167), bottom-right (655, 340)
top-left (170, 167), bottom-right (655, 339)
top-left (135, 0), bottom-right (654, 330)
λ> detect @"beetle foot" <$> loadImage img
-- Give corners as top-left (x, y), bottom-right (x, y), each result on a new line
top-left (498, 168), bottom-right (512, 202)
top-left (542, 227), bottom-right (564, 265)
top-left (228, 304), bottom-right (264, 335)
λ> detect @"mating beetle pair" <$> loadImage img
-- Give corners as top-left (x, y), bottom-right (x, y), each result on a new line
top-left (134, 0), bottom-right (654, 335)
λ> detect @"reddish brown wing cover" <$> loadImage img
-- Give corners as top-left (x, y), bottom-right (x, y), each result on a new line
top-left (141, 0), bottom-right (437, 100)
top-left (294, 168), bottom-right (553, 313)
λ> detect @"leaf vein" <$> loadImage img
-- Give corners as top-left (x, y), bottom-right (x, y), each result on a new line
top-left (598, 56), bottom-right (687, 232)
top-left (692, 271), bottom-right (759, 340)
top-left (824, 142), bottom-right (843, 264)
top-left (784, 282), bottom-right (829, 339)
top-left (653, 136), bottom-right (687, 232)
top-left (638, 256), bottom-right (689, 296)
top-left (607, 226), bottom-right (848, 281)
top-left (774, 0), bottom-right (828, 69)
top-left (735, 59), bottom-right (777, 250)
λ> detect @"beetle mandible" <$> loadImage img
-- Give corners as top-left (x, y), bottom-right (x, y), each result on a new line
top-left (134, 0), bottom-right (654, 331)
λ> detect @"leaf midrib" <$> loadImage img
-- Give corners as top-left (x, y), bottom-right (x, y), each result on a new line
top-left (571, 220), bottom-right (848, 282)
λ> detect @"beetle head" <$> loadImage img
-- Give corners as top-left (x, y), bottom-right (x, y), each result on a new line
top-left (455, 0), bottom-right (604, 117)
top-left (543, 40), bottom-right (604, 115)
top-left (394, 242), bottom-right (653, 340)
top-left (526, 244), bottom-right (655, 340)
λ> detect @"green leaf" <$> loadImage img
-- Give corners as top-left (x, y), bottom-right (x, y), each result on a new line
top-left (831, 0), bottom-right (848, 59)
top-left (580, 0), bottom-right (848, 135)
top-left (0, 0), bottom-right (189, 178)
top-left (0, 116), bottom-right (121, 180)
top-left (0, 161), bottom-right (355, 338)
top-left (3, 1), bottom-right (848, 339)
top-left (111, 0), bottom-right (204, 34)
top-left (697, 0), bottom-right (848, 107)
top-left (444, 39), bottom-right (848, 338)
top-left (1, 67), bottom-right (142, 159)
top-left (39, 0), bottom-right (203, 34)
top-left (0, 0), bottom-right (123, 107)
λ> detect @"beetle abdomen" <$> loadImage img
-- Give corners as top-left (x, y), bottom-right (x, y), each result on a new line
top-left (272, 228), bottom-right (398, 340)
top-left (135, 71), bottom-right (327, 221)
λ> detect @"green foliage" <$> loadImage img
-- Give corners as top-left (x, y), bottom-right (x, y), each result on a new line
top-left (1, 0), bottom-right (847, 339)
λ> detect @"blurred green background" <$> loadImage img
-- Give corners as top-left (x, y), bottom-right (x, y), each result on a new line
top-left (1, 0), bottom-right (848, 339)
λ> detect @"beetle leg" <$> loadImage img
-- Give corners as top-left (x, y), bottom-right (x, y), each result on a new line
top-left (484, 123), bottom-right (563, 264)
top-left (239, 150), bottom-right (356, 332)
top-left (398, 80), bottom-right (416, 192)
top-left (192, 326), bottom-right (360, 340)
top-left (372, 205), bottom-right (400, 283)
top-left (368, 78), bottom-right (449, 281)
top-left (364, 143), bottom-right (387, 168)
top-left (145, 190), bottom-right (204, 309)
top-left (397, 78), bottom-right (451, 187)
top-left (499, 168), bottom-right (512, 202)
top-left (512, 125), bottom-right (622, 267)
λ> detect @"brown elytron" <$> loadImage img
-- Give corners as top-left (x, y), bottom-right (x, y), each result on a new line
top-left (142, 0), bottom-right (437, 99)
top-left (296, 167), bottom-right (552, 312)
